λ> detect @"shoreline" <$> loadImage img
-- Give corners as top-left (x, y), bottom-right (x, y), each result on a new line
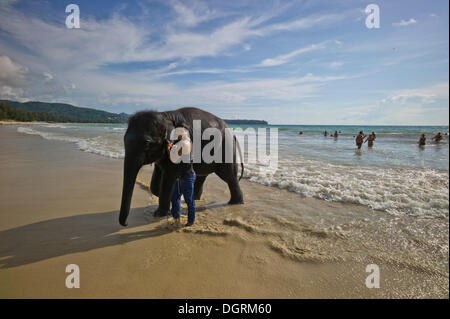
top-left (0, 120), bottom-right (53, 125)
top-left (0, 125), bottom-right (448, 298)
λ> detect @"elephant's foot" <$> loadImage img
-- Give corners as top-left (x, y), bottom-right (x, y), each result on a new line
top-left (228, 198), bottom-right (244, 205)
top-left (153, 207), bottom-right (169, 217)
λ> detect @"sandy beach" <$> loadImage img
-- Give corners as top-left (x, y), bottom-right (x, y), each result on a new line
top-left (0, 121), bottom-right (52, 125)
top-left (0, 125), bottom-right (448, 298)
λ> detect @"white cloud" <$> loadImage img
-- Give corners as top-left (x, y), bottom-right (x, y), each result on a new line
top-left (61, 69), bottom-right (350, 110)
top-left (259, 42), bottom-right (327, 67)
top-left (386, 82), bottom-right (449, 104)
top-left (0, 85), bottom-right (28, 101)
top-left (0, 6), bottom-right (259, 68)
top-left (393, 18), bottom-right (417, 27)
top-left (329, 61), bottom-right (344, 69)
top-left (170, 0), bottom-right (217, 27)
top-left (0, 1), bottom-right (354, 70)
top-left (145, 17), bottom-right (261, 61)
top-left (155, 67), bottom-right (251, 77)
top-left (356, 82), bottom-right (450, 125)
top-left (0, 9), bottom-right (149, 69)
top-left (262, 13), bottom-right (347, 32)
top-left (0, 55), bottom-right (28, 87)
top-left (43, 72), bottom-right (53, 82)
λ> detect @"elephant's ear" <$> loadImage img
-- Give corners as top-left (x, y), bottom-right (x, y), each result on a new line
top-left (155, 114), bottom-right (173, 141)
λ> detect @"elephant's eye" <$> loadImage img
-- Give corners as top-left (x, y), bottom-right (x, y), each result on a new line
top-left (144, 140), bottom-right (160, 151)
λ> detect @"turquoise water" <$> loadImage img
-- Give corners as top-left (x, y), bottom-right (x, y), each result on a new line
top-left (232, 124), bottom-right (449, 171)
top-left (17, 123), bottom-right (449, 217)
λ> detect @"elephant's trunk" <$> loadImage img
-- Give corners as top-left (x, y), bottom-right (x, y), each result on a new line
top-left (119, 154), bottom-right (141, 227)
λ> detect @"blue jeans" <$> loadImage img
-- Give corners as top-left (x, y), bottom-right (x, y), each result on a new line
top-left (170, 172), bottom-right (196, 223)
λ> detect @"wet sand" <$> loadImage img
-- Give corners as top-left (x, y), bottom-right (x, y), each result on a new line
top-left (0, 126), bottom-right (448, 298)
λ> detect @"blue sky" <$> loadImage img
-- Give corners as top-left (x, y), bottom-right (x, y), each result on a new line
top-left (0, 0), bottom-right (448, 124)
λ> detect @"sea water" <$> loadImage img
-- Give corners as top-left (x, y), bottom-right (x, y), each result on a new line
top-left (17, 123), bottom-right (449, 218)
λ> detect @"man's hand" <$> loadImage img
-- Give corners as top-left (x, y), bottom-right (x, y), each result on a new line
top-left (166, 142), bottom-right (173, 154)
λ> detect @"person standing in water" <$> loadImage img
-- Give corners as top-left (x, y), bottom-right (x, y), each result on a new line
top-left (323, 130), bottom-right (328, 137)
top-left (433, 132), bottom-right (443, 143)
top-left (365, 132), bottom-right (376, 148)
top-left (355, 131), bottom-right (365, 149)
top-left (418, 134), bottom-right (426, 146)
top-left (333, 131), bottom-right (338, 138)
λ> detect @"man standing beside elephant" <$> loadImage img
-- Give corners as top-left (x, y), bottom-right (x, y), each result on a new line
top-left (166, 127), bottom-right (196, 226)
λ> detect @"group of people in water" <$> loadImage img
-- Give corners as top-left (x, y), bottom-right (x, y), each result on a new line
top-left (298, 130), bottom-right (447, 150)
top-left (355, 131), bottom-right (376, 149)
top-left (419, 132), bottom-right (444, 146)
top-left (322, 130), bottom-right (377, 149)
top-left (323, 130), bottom-right (339, 138)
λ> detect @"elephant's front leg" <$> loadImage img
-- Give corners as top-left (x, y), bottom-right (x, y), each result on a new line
top-left (153, 170), bottom-right (176, 217)
top-left (150, 165), bottom-right (161, 197)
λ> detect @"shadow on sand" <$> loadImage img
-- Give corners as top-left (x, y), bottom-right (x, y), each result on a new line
top-left (0, 207), bottom-right (173, 269)
top-left (0, 200), bottom-right (232, 269)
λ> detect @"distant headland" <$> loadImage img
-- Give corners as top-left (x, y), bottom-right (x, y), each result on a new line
top-left (224, 119), bottom-right (268, 125)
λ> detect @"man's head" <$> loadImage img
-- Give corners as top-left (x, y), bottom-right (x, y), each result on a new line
top-left (171, 126), bottom-right (190, 142)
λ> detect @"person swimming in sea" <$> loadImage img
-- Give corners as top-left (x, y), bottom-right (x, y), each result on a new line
top-left (332, 131), bottom-right (338, 138)
top-left (418, 134), bottom-right (426, 146)
top-left (365, 132), bottom-right (376, 147)
top-left (323, 130), bottom-right (328, 137)
top-left (355, 131), bottom-right (365, 149)
top-left (433, 132), bottom-right (443, 143)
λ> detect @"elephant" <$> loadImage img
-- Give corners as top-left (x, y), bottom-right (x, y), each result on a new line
top-left (119, 107), bottom-right (244, 227)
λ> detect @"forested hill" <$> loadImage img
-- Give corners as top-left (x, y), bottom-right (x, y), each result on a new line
top-left (0, 102), bottom-right (77, 122)
top-left (1, 99), bottom-right (268, 125)
top-left (0, 100), bottom-right (129, 123)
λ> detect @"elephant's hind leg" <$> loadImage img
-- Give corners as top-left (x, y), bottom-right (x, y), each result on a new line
top-left (215, 164), bottom-right (244, 204)
top-left (194, 175), bottom-right (207, 200)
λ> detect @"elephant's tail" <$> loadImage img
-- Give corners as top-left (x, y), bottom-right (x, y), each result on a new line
top-left (234, 135), bottom-right (244, 181)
